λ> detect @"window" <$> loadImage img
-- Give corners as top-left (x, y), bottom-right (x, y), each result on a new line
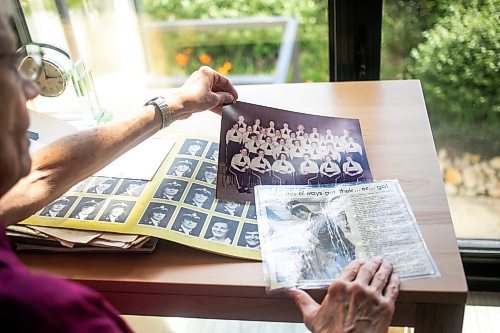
top-left (381, 0), bottom-right (500, 290)
top-left (15, 0), bottom-right (331, 124)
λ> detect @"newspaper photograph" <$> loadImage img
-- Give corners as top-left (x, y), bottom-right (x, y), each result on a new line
top-left (255, 180), bottom-right (439, 292)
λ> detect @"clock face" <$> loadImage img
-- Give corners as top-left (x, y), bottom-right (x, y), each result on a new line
top-left (30, 58), bottom-right (67, 97)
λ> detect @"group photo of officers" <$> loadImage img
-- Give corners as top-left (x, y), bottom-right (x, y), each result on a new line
top-left (223, 115), bottom-right (370, 193)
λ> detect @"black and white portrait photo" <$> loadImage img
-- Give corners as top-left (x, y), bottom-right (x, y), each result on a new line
top-left (98, 200), bottom-right (135, 223)
top-left (203, 216), bottom-right (239, 245)
top-left (153, 178), bottom-right (188, 201)
top-left (205, 142), bottom-right (219, 161)
top-left (245, 204), bottom-right (257, 220)
top-left (170, 208), bottom-right (207, 237)
top-left (166, 158), bottom-right (198, 178)
top-left (179, 139), bottom-right (208, 157)
top-left (214, 200), bottom-right (244, 217)
top-left (217, 101), bottom-right (373, 202)
top-left (39, 196), bottom-right (77, 218)
top-left (67, 179), bottom-right (90, 193)
top-left (138, 202), bottom-right (176, 228)
top-left (69, 197), bottom-right (106, 221)
top-left (115, 179), bottom-right (147, 197)
top-left (86, 177), bottom-right (119, 195)
top-left (195, 162), bottom-right (218, 185)
top-left (184, 184), bottom-right (215, 210)
top-left (237, 223), bottom-right (260, 249)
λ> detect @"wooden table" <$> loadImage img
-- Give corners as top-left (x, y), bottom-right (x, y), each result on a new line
top-left (19, 81), bottom-right (468, 332)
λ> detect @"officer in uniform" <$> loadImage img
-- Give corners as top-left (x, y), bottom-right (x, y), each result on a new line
top-left (252, 118), bottom-right (262, 133)
top-left (116, 180), bottom-right (144, 196)
top-left (230, 147), bottom-right (251, 193)
top-left (250, 148), bottom-right (273, 185)
top-left (199, 164), bottom-right (218, 184)
top-left (187, 187), bottom-right (213, 209)
top-left (172, 212), bottom-right (202, 236)
top-left (260, 136), bottom-right (276, 165)
top-left (332, 136), bottom-right (346, 162)
top-left (101, 202), bottom-right (128, 223)
top-left (237, 224), bottom-right (260, 249)
top-left (301, 132), bottom-right (313, 150)
top-left (215, 200), bottom-right (243, 217)
top-left (237, 115), bottom-right (247, 133)
top-left (320, 155), bottom-right (342, 184)
top-left (345, 137), bottom-right (363, 163)
top-left (40, 197), bottom-right (71, 217)
top-left (70, 199), bottom-right (101, 220)
top-left (183, 140), bottom-right (205, 157)
top-left (298, 153), bottom-right (319, 184)
top-left (156, 180), bottom-right (183, 201)
top-left (273, 138), bottom-right (290, 160)
top-left (286, 132), bottom-right (298, 148)
top-left (272, 129), bottom-right (283, 145)
top-left (308, 141), bottom-right (323, 165)
top-left (310, 127), bottom-right (320, 143)
top-left (272, 153), bottom-right (295, 185)
top-left (281, 122), bottom-right (292, 140)
top-left (340, 129), bottom-right (351, 145)
top-left (342, 154), bottom-right (364, 183)
top-left (289, 139), bottom-right (306, 171)
top-left (169, 159), bottom-right (193, 178)
top-left (255, 128), bottom-right (266, 145)
top-left (206, 143), bottom-right (219, 161)
top-left (266, 120), bottom-right (277, 137)
top-left (139, 205), bottom-right (170, 228)
top-left (325, 129), bottom-right (334, 142)
top-left (322, 142), bottom-right (342, 164)
top-left (244, 133), bottom-right (260, 159)
top-left (87, 178), bottom-right (116, 195)
top-left (241, 125), bottom-right (254, 144)
top-left (296, 124), bottom-right (306, 138)
top-left (225, 122), bottom-right (242, 165)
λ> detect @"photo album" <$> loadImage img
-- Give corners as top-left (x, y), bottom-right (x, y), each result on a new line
top-left (18, 131), bottom-right (261, 260)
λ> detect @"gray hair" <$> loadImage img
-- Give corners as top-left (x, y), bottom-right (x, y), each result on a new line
top-left (0, 0), bottom-right (13, 17)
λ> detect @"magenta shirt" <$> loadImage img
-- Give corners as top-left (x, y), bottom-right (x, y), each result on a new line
top-left (0, 225), bottom-right (134, 332)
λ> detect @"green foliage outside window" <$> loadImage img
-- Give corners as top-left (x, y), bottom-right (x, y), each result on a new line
top-left (382, 0), bottom-right (499, 157)
top-left (141, 0), bottom-right (329, 82)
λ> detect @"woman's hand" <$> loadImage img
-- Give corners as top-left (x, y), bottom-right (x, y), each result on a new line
top-left (287, 258), bottom-right (400, 333)
top-left (166, 66), bottom-right (238, 120)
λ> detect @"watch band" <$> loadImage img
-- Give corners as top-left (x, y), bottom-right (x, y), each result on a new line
top-left (145, 96), bottom-right (173, 129)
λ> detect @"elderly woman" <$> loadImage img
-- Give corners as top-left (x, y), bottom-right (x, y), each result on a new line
top-left (0, 3), bottom-right (398, 332)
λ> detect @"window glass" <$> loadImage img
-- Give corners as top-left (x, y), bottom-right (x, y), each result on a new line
top-left (18, 0), bottom-right (329, 122)
top-left (381, 0), bottom-right (500, 240)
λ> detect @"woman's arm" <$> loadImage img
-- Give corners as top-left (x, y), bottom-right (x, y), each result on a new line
top-left (0, 67), bottom-right (237, 225)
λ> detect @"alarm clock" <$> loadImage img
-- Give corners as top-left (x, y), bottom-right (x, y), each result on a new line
top-left (20, 43), bottom-right (73, 97)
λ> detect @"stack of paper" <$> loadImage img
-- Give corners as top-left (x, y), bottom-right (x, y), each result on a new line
top-left (6, 225), bottom-right (157, 253)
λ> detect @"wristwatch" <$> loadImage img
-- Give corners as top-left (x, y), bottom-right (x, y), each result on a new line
top-left (144, 96), bottom-right (173, 129)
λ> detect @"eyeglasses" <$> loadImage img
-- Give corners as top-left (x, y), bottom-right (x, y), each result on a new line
top-left (14, 44), bottom-right (44, 81)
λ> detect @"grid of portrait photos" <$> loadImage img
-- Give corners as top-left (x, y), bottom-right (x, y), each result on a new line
top-left (23, 135), bottom-right (261, 260)
top-left (217, 101), bottom-right (373, 202)
top-left (146, 137), bottom-right (261, 256)
top-left (37, 177), bottom-right (147, 225)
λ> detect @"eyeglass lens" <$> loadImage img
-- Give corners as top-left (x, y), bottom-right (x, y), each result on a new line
top-left (16, 45), bottom-right (43, 81)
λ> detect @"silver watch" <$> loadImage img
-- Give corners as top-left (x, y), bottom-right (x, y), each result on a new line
top-left (145, 96), bottom-right (173, 129)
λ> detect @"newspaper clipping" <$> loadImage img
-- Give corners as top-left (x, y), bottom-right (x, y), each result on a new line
top-left (255, 180), bottom-right (439, 292)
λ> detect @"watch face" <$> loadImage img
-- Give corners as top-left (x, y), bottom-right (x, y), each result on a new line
top-left (33, 58), bottom-right (67, 97)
